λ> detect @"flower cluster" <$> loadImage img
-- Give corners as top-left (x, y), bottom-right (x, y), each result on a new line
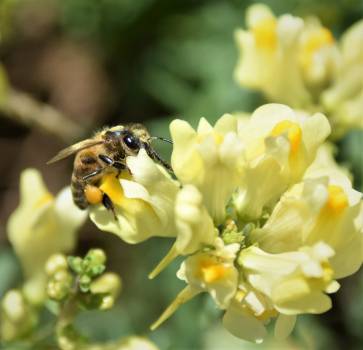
top-left (90, 104), bottom-right (363, 343)
top-left (234, 4), bottom-right (363, 138)
top-left (7, 169), bottom-right (87, 304)
top-left (2, 170), bottom-right (160, 350)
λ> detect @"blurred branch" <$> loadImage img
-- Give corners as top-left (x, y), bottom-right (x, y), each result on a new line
top-left (0, 88), bottom-right (84, 142)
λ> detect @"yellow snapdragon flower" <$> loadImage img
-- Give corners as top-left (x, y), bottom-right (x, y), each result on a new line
top-left (170, 114), bottom-right (244, 224)
top-left (174, 185), bottom-right (216, 254)
top-left (149, 184), bottom-right (217, 279)
top-left (235, 104), bottom-right (330, 218)
top-left (151, 238), bottom-right (239, 330)
top-left (176, 238), bottom-right (240, 308)
top-left (322, 20), bottom-right (363, 137)
top-left (234, 4), bottom-right (337, 109)
top-left (7, 169), bottom-right (87, 304)
top-left (239, 243), bottom-right (339, 315)
top-left (222, 284), bottom-right (295, 343)
top-left (90, 149), bottom-right (179, 244)
top-left (251, 161), bottom-right (362, 278)
top-left (235, 4), bottom-right (363, 137)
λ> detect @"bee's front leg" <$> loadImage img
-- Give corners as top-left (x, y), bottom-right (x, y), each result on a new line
top-left (112, 161), bottom-right (128, 177)
top-left (98, 154), bottom-right (127, 176)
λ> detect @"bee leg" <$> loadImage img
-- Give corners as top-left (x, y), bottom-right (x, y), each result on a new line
top-left (112, 159), bottom-right (131, 176)
top-left (113, 161), bottom-right (127, 177)
top-left (102, 193), bottom-right (118, 221)
top-left (98, 154), bottom-right (126, 176)
top-left (98, 154), bottom-right (114, 165)
top-left (83, 168), bottom-right (104, 181)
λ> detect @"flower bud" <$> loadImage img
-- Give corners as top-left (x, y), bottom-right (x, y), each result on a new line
top-left (47, 271), bottom-right (73, 301)
top-left (86, 249), bottom-right (106, 266)
top-left (2, 290), bottom-right (26, 321)
top-left (68, 256), bottom-right (83, 274)
top-left (221, 219), bottom-right (245, 245)
top-left (83, 249), bottom-right (107, 277)
top-left (99, 295), bottom-right (115, 310)
top-left (45, 254), bottom-right (68, 276)
top-left (90, 273), bottom-right (122, 298)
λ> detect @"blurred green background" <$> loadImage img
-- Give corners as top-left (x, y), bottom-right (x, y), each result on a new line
top-left (0, 0), bottom-right (362, 349)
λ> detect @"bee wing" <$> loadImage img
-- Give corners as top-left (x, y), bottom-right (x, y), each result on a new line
top-left (47, 139), bottom-right (103, 164)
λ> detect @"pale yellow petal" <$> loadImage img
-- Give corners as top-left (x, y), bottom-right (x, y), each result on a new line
top-left (274, 314), bottom-right (296, 339)
top-left (222, 302), bottom-right (267, 343)
top-left (214, 113), bottom-right (238, 135)
top-left (197, 117), bottom-right (214, 133)
top-left (274, 290), bottom-right (332, 315)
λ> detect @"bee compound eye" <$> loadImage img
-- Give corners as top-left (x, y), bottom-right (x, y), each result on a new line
top-left (123, 134), bottom-right (139, 150)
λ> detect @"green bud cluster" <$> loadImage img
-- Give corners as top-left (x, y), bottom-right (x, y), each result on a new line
top-left (221, 219), bottom-right (246, 245)
top-left (68, 249), bottom-right (106, 292)
top-left (45, 250), bottom-right (121, 311)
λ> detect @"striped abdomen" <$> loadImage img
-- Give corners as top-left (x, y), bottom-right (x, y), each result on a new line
top-left (71, 173), bottom-right (89, 209)
top-left (71, 151), bottom-right (103, 209)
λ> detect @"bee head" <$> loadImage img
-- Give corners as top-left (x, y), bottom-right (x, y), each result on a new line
top-left (105, 124), bottom-right (172, 171)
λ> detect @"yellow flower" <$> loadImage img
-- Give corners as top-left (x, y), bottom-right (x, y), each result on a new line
top-left (251, 162), bottom-right (362, 278)
top-left (7, 169), bottom-right (87, 304)
top-left (90, 149), bottom-right (179, 244)
top-left (303, 143), bottom-right (352, 182)
top-left (235, 104), bottom-right (330, 218)
top-left (149, 185), bottom-right (216, 279)
top-left (0, 290), bottom-right (37, 342)
top-left (151, 238), bottom-right (239, 330)
top-left (222, 284), bottom-right (296, 343)
top-left (322, 20), bottom-right (363, 137)
top-left (170, 114), bottom-right (244, 223)
top-left (146, 111), bottom-right (362, 342)
top-left (238, 243), bottom-right (339, 315)
top-left (174, 185), bottom-right (216, 254)
top-left (234, 4), bottom-right (336, 109)
top-left (298, 20), bottom-right (338, 86)
top-left (177, 238), bottom-right (239, 308)
top-left (235, 5), bottom-right (363, 138)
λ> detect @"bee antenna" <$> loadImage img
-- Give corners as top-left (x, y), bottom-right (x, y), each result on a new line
top-left (149, 136), bottom-right (173, 144)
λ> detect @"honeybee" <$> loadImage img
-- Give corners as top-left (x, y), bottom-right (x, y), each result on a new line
top-left (48, 123), bottom-right (172, 218)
